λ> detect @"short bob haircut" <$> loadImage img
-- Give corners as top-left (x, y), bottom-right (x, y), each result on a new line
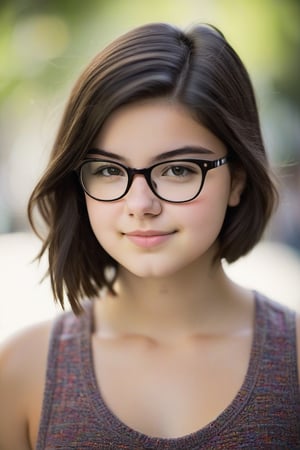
top-left (28, 22), bottom-right (278, 313)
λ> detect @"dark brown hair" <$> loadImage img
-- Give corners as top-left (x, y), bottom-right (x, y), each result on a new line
top-left (28, 22), bottom-right (278, 313)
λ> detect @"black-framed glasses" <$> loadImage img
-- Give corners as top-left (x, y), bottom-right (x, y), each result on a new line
top-left (78, 156), bottom-right (229, 203)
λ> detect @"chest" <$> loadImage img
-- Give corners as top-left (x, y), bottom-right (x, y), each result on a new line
top-left (92, 333), bottom-right (252, 438)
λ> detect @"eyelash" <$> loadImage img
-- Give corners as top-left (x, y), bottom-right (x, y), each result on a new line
top-left (93, 166), bottom-right (125, 177)
top-left (161, 165), bottom-right (197, 177)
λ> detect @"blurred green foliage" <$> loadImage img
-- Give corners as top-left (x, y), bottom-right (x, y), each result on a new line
top-left (1, 1), bottom-right (300, 110)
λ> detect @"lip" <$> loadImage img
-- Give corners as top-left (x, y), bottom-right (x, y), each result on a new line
top-left (124, 230), bottom-right (176, 248)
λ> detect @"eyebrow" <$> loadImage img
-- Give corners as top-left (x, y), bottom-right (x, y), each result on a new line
top-left (152, 146), bottom-right (215, 162)
top-left (87, 146), bottom-right (215, 164)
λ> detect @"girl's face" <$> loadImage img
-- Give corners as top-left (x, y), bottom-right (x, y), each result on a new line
top-left (85, 99), bottom-right (244, 278)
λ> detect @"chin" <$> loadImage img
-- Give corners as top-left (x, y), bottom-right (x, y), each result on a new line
top-left (119, 258), bottom-right (198, 280)
top-left (118, 260), bottom-right (174, 279)
top-left (127, 267), bottom-right (170, 279)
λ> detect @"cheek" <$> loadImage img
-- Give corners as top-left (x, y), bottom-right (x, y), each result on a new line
top-left (180, 188), bottom-right (231, 243)
top-left (85, 197), bottom-right (117, 242)
top-left (186, 186), bottom-right (230, 224)
top-left (184, 204), bottom-right (224, 232)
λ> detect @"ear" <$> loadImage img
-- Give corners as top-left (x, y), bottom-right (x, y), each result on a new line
top-left (228, 168), bottom-right (246, 207)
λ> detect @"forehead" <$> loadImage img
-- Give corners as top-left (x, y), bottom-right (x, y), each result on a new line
top-left (93, 99), bottom-right (227, 164)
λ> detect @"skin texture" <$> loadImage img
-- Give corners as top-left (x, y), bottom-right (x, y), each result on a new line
top-left (0, 99), bottom-right (299, 448)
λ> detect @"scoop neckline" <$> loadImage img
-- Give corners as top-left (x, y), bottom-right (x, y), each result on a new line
top-left (81, 292), bottom-right (265, 447)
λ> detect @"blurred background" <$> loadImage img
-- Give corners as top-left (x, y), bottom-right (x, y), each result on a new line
top-left (0, 0), bottom-right (299, 341)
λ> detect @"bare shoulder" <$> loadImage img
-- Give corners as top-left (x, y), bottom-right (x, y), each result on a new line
top-left (0, 319), bottom-right (53, 450)
top-left (296, 312), bottom-right (300, 386)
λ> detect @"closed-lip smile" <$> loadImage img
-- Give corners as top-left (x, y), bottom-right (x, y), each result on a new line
top-left (123, 230), bottom-right (176, 248)
top-left (125, 230), bottom-right (174, 237)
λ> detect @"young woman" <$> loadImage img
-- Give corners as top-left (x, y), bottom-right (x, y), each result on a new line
top-left (0, 22), bottom-right (299, 449)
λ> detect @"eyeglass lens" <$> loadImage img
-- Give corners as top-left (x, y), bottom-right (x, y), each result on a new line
top-left (80, 160), bottom-right (204, 202)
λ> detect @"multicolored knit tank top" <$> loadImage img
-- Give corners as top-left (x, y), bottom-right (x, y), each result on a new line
top-left (36, 293), bottom-right (300, 449)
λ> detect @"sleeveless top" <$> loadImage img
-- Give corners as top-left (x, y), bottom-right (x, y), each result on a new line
top-left (36, 292), bottom-right (300, 449)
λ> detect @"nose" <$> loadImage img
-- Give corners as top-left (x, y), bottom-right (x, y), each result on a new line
top-left (125, 175), bottom-right (162, 217)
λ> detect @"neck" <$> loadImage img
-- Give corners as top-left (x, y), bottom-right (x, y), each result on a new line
top-left (94, 258), bottom-right (252, 343)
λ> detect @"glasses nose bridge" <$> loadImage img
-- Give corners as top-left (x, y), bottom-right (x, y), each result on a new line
top-left (127, 166), bottom-right (153, 191)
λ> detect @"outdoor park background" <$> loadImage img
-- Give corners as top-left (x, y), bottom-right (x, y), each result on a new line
top-left (0, 0), bottom-right (299, 341)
